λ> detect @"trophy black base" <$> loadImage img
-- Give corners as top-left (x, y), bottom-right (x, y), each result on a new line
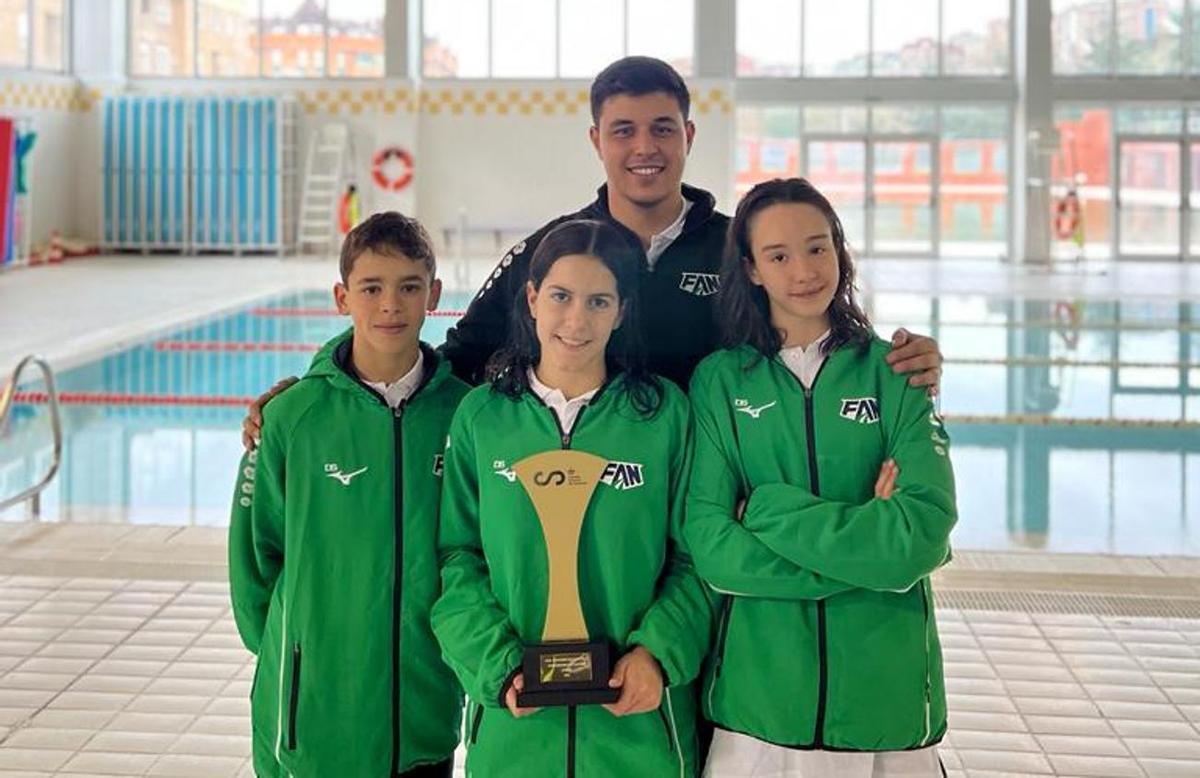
top-left (516, 640), bottom-right (621, 708)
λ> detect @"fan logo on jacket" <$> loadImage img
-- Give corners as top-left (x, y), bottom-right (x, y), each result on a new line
top-left (433, 454), bottom-right (444, 477)
top-left (679, 272), bottom-right (720, 297)
top-left (734, 398), bottom-right (777, 419)
top-left (599, 461), bottom-right (645, 491)
top-left (324, 462), bottom-right (368, 486)
top-left (492, 460), bottom-right (518, 483)
top-left (839, 397), bottom-right (880, 424)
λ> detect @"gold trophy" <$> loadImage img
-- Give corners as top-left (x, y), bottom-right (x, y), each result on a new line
top-left (513, 450), bottom-right (620, 707)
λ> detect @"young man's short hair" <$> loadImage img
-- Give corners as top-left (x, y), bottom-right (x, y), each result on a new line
top-left (589, 56), bottom-right (691, 125)
top-left (339, 211), bottom-right (437, 283)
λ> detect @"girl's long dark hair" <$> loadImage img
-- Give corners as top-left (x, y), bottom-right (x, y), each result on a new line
top-left (487, 219), bottom-right (664, 417)
top-left (718, 177), bottom-right (873, 358)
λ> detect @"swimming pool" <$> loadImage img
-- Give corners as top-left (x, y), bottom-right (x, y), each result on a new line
top-left (3, 291), bottom-right (1198, 556)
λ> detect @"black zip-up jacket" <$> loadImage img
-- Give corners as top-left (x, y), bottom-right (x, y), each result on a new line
top-left (441, 183), bottom-right (730, 390)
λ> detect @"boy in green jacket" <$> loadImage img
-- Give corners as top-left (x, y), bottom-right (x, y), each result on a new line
top-left (228, 212), bottom-right (471, 777)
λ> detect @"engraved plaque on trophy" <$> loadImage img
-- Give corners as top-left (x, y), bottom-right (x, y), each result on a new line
top-left (513, 450), bottom-right (620, 707)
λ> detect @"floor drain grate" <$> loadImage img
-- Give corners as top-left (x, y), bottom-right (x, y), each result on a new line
top-left (937, 589), bottom-right (1200, 619)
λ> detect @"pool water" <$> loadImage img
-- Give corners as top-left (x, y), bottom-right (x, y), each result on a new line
top-left (3, 291), bottom-right (1198, 556)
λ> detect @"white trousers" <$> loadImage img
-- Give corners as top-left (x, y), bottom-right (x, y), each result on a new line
top-left (704, 729), bottom-right (943, 778)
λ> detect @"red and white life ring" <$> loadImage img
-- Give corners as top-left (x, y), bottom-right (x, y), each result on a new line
top-left (371, 147), bottom-right (414, 192)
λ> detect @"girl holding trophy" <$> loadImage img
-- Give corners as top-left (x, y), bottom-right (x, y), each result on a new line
top-left (433, 219), bottom-right (713, 777)
top-left (685, 178), bottom-right (957, 777)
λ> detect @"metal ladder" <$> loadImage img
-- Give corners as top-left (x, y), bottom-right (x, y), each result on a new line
top-left (0, 355), bottom-right (63, 519)
top-left (297, 122), bottom-right (352, 255)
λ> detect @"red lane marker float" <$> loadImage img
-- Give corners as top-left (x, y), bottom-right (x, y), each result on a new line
top-left (249, 307), bottom-right (467, 317)
top-left (155, 341), bottom-right (322, 353)
top-left (13, 392), bottom-right (255, 407)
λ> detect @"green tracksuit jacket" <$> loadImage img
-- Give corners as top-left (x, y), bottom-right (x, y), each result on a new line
top-left (431, 376), bottom-right (715, 778)
top-left (684, 340), bottom-right (957, 752)
top-left (228, 330), bottom-right (470, 777)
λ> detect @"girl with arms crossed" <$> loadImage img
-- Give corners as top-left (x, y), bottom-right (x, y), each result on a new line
top-left (686, 179), bottom-right (957, 777)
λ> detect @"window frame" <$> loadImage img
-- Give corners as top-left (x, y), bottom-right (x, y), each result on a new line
top-left (419, 0), bottom-right (697, 80)
top-left (127, 0), bottom-right (386, 80)
top-left (0, 0), bottom-right (72, 74)
top-left (736, 0), bottom-right (1014, 79)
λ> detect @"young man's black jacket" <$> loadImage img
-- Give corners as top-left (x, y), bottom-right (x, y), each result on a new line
top-left (441, 183), bottom-right (730, 390)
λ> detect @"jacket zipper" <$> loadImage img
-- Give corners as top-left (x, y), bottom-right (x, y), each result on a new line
top-left (803, 383), bottom-right (829, 749)
top-left (286, 643), bottom-right (300, 749)
top-left (567, 706), bottom-right (578, 778)
top-left (390, 401), bottom-right (406, 775)
top-left (552, 400), bottom-right (585, 778)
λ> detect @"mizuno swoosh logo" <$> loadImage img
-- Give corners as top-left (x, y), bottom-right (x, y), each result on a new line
top-left (327, 466), bottom-right (368, 486)
top-left (735, 401), bottom-right (777, 420)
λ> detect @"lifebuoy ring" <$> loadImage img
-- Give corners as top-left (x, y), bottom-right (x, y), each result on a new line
top-left (1053, 191), bottom-right (1081, 240)
top-left (372, 147), bottom-right (414, 192)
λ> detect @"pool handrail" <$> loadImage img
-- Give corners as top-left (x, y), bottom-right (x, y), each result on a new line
top-left (0, 355), bottom-right (63, 518)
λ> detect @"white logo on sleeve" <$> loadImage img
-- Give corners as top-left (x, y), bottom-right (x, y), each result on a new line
top-left (325, 463), bottom-right (368, 486)
top-left (492, 460), bottom-right (517, 483)
top-left (679, 272), bottom-right (720, 297)
top-left (734, 398), bottom-right (777, 419)
top-left (839, 397), bottom-right (880, 424)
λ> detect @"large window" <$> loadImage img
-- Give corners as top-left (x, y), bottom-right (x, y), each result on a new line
top-left (737, 0), bottom-right (1010, 77)
top-left (131, 0), bottom-right (384, 77)
top-left (422, 0), bottom-right (695, 78)
top-left (1054, 0), bottom-right (1200, 74)
top-left (0, 0), bottom-right (68, 72)
top-left (737, 104), bottom-right (1010, 258)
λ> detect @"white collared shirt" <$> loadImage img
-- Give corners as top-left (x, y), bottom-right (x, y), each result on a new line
top-left (645, 198), bottom-right (693, 268)
top-left (363, 352), bottom-right (424, 410)
top-left (779, 330), bottom-right (832, 389)
top-left (527, 368), bottom-right (599, 433)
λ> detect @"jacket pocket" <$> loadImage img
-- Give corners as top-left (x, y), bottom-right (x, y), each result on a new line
top-left (706, 598), bottom-right (735, 711)
top-left (468, 702), bottom-right (485, 745)
top-left (918, 581), bottom-right (932, 746)
top-left (286, 643), bottom-right (301, 750)
top-left (657, 706), bottom-right (676, 753)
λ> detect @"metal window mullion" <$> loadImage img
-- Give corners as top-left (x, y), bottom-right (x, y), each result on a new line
top-left (799, 0), bottom-right (806, 79)
top-left (622, 0), bottom-right (629, 56)
top-left (1184, 0), bottom-right (1193, 76)
top-left (1112, 103), bottom-right (1121, 258)
top-left (1109, 0), bottom-right (1118, 75)
top-left (27, 0), bottom-right (34, 69)
top-left (867, 0), bottom-right (875, 77)
top-left (323, 0), bottom-right (330, 77)
top-left (554, 0), bottom-right (560, 78)
top-left (1180, 134), bottom-right (1191, 261)
top-left (258, 0), bottom-right (263, 78)
top-left (936, 0), bottom-right (944, 76)
top-left (931, 108), bottom-right (942, 256)
top-left (865, 132), bottom-right (875, 255)
top-left (193, 0), bottom-right (199, 77)
top-left (487, 0), bottom-right (494, 77)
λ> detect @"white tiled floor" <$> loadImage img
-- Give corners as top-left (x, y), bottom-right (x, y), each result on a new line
top-left (0, 575), bottom-right (1198, 776)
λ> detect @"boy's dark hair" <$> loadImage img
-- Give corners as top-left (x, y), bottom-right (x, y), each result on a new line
top-left (486, 219), bottom-right (664, 418)
top-left (590, 56), bottom-right (691, 125)
top-left (719, 177), bottom-right (873, 358)
top-left (339, 211), bottom-right (436, 283)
